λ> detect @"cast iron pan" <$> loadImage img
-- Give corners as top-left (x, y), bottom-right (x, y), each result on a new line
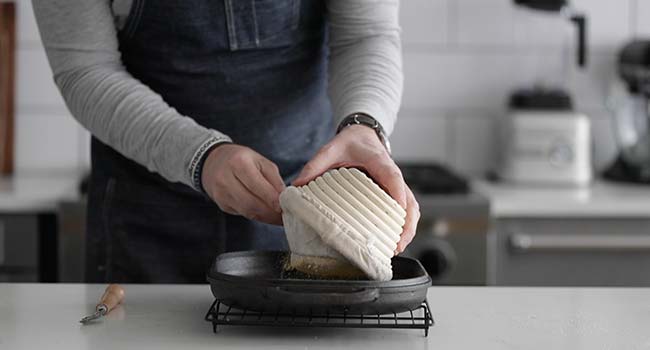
top-left (207, 251), bottom-right (432, 315)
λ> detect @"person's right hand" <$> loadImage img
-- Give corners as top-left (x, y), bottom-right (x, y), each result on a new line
top-left (201, 144), bottom-right (285, 225)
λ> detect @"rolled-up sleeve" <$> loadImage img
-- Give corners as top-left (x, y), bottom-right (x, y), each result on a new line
top-left (326, 0), bottom-right (403, 135)
top-left (32, 0), bottom-right (231, 190)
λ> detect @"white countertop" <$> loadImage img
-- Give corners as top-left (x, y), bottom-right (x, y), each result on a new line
top-left (1, 283), bottom-right (649, 350)
top-left (474, 180), bottom-right (650, 218)
top-left (0, 172), bottom-right (82, 213)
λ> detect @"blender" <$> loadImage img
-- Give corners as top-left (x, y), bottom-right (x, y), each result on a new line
top-left (498, 0), bottom-right (591, 186)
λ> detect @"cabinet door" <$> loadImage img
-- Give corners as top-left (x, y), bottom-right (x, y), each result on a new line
top-left (495, 218), bottom-right (650, 286)
top-left (0, 215), bottom-right (38, 282)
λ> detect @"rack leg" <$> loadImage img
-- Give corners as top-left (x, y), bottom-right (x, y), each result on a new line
top-left (204, 299), bottom-right (435, 336)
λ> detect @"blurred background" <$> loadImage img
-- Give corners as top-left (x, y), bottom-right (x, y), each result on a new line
top-left (1, 0), bottom-right (650, 286)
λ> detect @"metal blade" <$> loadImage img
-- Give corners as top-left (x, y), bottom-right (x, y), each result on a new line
top-left (79, 310), bottom-right (102, 324)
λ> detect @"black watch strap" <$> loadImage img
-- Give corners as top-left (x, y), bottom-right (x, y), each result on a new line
top-left (337, 113), bottom-right (391, 154)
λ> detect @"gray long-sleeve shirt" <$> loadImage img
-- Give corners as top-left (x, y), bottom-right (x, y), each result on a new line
top-left (32, 0), bottom-right (403, 190)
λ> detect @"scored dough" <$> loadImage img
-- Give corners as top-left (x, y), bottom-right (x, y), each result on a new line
top-left (280, 167), bottom-right (406, 281)
top-left (302, 184), bottom-right (394, 259)
top-left (319, 174), bottom-right (398, 250)
top-left (329, 170), bottom-right (403, 233)
top-left (340, 168), bottom-right (406, 226)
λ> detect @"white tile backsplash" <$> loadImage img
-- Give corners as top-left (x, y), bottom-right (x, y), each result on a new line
top-left (512, 7), bottom-right (569, 48)
top-left (12, 0), bottom-right (640, 178)
top-left (16, 0), bottom-right (41, 46)
top-left (517, 50), bottom-right (568, 88)
top-left (16, 48), bottom-right (66, 110)
top-left (400, 0), bottom-right (447, 47)
top-left (390, 111), bottom-right (447, 164)
top-left (13, 4), bottom-right (83, 173)
top-left (403, 52), bottom-right (524, 110)
top-left (572, 0), bottom-right (632, 51)
top-left (450, 113), bottom-right (497, 177)
top-left (568, 53), bottom-right (618, 110)
top-left (78, 128), bottom-right (91, 171)
top-left (15, 114), bottom-right (82, 172)
top-left (634, 0), bottom-right (650, 37)
top-left (456, 0), bottom-right (515, 47)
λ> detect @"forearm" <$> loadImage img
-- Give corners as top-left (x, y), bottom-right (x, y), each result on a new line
top-left (57, 65), bottom-right (231, 187)
top-left (326, 0), bottom-right (403, 136)
top-left (32, 0), bottom-right (229, 189)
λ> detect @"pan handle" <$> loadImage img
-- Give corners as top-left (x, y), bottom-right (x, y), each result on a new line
top-left (271, 287), bottom-right (379, 306)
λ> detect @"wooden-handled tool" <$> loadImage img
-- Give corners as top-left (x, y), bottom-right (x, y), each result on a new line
top-left (79, 284), bottom-right (125, 324)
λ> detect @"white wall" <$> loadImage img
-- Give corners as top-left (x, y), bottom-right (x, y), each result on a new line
top-left (393, 0), bottom-right (647, 176)
top-left (12, 0), bottom-right (89, 173)
top-left (12, 0), bottom-right (648, 176)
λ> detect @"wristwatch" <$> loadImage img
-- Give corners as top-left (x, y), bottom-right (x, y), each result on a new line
top-left (337, 113), bottom-right (392, 154)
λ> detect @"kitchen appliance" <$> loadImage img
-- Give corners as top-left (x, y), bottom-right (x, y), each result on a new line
top-left (499, 88), bottom-right (592, 186)
top-left (400, 163), bottom-right (469, 195)
top-left (604, 40), bottom-right (650, 183)
top-left (205, 251), bottom-right (434, 335)
top-left (399, 163), bottom-right (489, 285)
top-left (500, 0), bottom-right (592, 186)
top-left (513, 0), bottom-right (587, 68)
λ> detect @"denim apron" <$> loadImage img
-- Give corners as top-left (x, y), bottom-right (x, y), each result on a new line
top-left (85, 0), bottom-right (333, 283)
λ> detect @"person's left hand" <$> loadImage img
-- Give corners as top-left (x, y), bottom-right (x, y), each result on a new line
top-left (293, 124), bottom-right (420, 254)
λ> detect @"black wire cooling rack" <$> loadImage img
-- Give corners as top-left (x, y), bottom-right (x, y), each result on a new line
top-left (205, 299), bottom-right (434, 336)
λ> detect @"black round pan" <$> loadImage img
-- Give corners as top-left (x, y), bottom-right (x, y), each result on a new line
top-left (207, 251), bottom-right (432, 315)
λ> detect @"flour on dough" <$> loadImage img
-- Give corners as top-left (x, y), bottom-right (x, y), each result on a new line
top-left (279, 167), bottom-right (406, 281)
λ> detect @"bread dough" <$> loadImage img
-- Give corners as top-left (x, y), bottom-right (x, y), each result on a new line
top-left (341, 168), bottom-right (406, 225)
top-left (280, 168), bottom-right (406, 281)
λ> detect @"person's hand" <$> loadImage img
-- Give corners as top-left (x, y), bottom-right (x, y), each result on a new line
top-left (293, 125), bottom-right (420, 254)
top-left (202, 144), bottom-right (285, 225)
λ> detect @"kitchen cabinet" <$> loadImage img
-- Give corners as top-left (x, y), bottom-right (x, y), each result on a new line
top-left (0, 215), bottom-right (38, 281)
top-left (57, 199), bottom-right (86, 282)
top-left (493, 218), bottom-right (650, 286)
top-left (0, 173), bottom-right (82, 282)
top-left (405, 193), bottom-right (490, 285)
top-left (475, 180), bottom-right (650, 286)
top-left (0, 214), bottom-right (60, 282)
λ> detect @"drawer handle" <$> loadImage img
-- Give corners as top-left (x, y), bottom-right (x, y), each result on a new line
top-left (510, 233), bottom-right (650, 252)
